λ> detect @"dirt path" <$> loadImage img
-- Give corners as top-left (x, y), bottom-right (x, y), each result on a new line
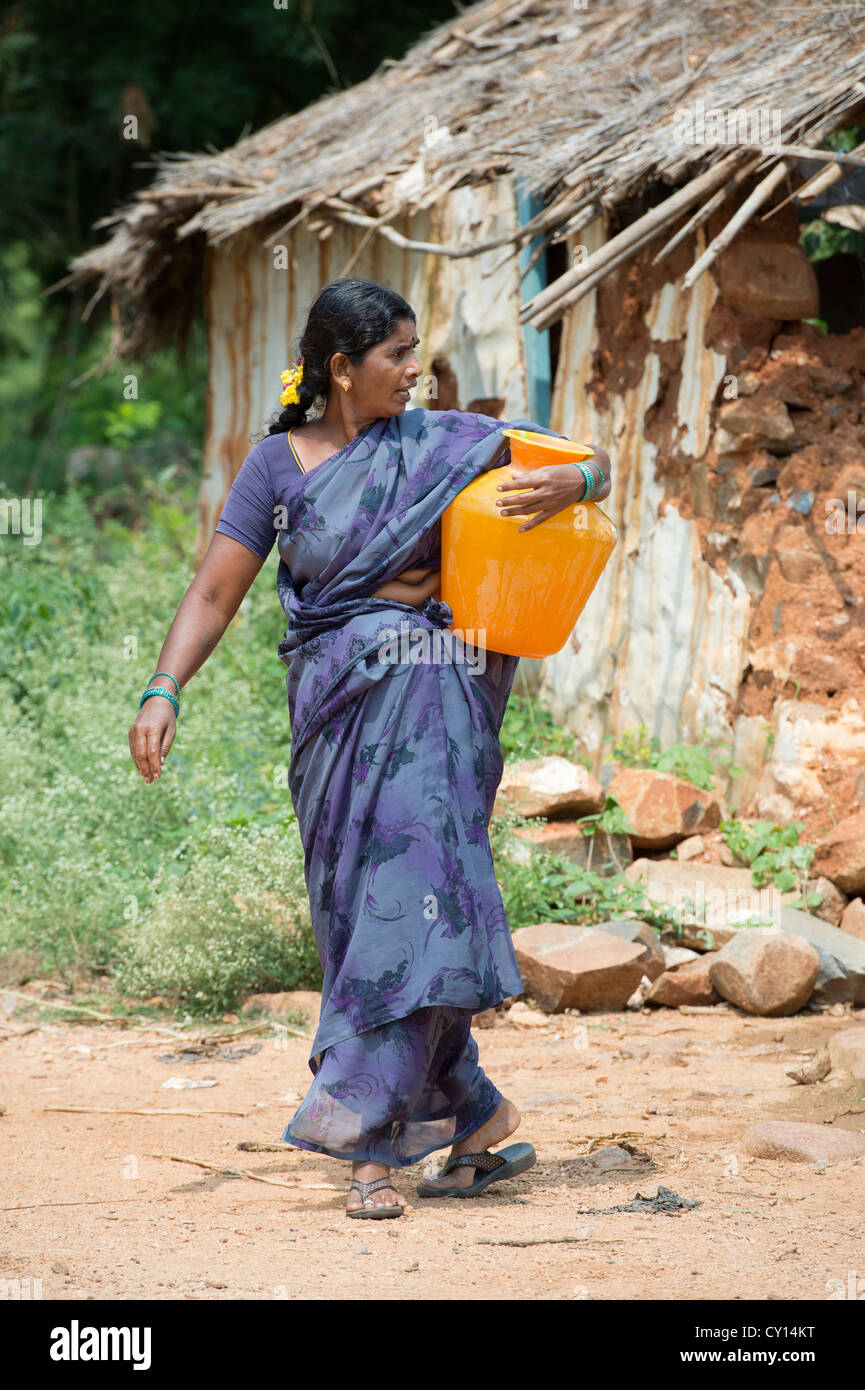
top-left (1, 1001), bottom-right (863, 1301)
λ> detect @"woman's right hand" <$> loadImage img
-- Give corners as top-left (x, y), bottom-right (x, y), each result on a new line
top-left (129, 697), bottom-right (177, 784)
top-left (372, 567), bottom-right (440, 609)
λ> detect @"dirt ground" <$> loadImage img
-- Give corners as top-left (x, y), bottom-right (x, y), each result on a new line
top-left (2, 998), bottom-right (864, 1302)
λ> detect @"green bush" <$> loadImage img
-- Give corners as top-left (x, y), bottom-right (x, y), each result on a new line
top-left (0, 489), bottom-right (296, 988)
top-left (0, 247), bottom-right (207, 497)
top-left (115, 822), bottom-right (320, 1016)
top-left (489, 804), bottom-right (670, 933)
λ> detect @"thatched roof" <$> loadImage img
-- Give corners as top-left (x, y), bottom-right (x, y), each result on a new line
top-left (62, 0), bottom-right (865, 356)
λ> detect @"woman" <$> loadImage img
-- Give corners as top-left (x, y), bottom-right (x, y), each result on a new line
top-left (129, 277), bottom-right (611, 1220)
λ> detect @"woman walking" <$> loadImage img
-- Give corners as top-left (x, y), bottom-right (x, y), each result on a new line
top-left (129, 277), bottom-right (611, 1219)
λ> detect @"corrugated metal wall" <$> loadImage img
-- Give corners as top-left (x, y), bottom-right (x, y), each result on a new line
top-left (543, 222), bottom-right (751, 791)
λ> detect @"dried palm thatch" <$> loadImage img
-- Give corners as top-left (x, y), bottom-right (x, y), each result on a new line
top-left (59, 0), bottom-right (865, 357)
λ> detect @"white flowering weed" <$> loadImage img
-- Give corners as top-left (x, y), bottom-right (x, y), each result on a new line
top-left (0, 490), bottom-right (320, 1009)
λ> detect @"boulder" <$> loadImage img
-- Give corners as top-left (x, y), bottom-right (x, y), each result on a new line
top-left (715, 397), bottom-right (795, 455)
top-left (606, 769), bottom-right (723, 849)
top-left (675, 835), bottom-right (706, 862)
top-left (242, 990), bottom-right (321, 1023)
top-left (512, 922), bottom-right (649, 1012)
top-left (717, 237), bottom-right (819, 320)
top-left (840, 897), bottom-right (865, 942)
top-left (624, 858), bottom-right (795, 948)
top-left (804, 875), bottom-right (848, 928)
top-left (827, 1027), bottom-right (865, 1081)
top-left (777, 906), bottom-right (865, 1004)
top-left (592, 918), bottom-right (666, 981)
top-left (742, 1121), bottom-right (865, 1164)
top-left (648, 955), bottom-right (720, 1007)
top-left (708, 929), bottom-right (820, 1016)
top-left (812, 811), bottom-right (865, 895)
top-left (494, 756), bottom-right (604, 820)
top-left (663, 945), bottom-right (700, 968)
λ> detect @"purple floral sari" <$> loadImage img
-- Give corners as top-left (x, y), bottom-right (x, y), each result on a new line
top-left (276, 407), bottom-right (563, 1165)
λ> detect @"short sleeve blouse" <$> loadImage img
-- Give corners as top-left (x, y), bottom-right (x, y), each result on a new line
top-left (214, 431), bottom-right (304, 559)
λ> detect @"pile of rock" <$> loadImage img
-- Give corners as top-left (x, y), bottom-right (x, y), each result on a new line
top-left (496, 758), bottom-right (865, 1017)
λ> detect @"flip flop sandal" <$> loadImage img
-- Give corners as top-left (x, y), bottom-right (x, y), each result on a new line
top-left (346, 1175), bottom-right (404, 1219)
top-left (415, 1142), bottom-right (537, 1199)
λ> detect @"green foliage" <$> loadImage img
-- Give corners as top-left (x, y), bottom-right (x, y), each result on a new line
top-left (607, 724), bottom-right (658, 767)
top-left (0, 489), bottom-right (110, 700)
top-left (489, 804), bottom-right (677, 935)
top-left (573, 794), bottom-right (635, 840)
top-left (799, 125), bottom-right (865, 267)
top-left (115, 822), bottom-right (319, 1017)
top-left (823, 125), bottom-right (865, 153)
top-left (499, 694), bottom-right (586, 764)
top-left (719, 817), bottom-right (822, 908)
top-left (604, 723), bottom-right (742, 791)
top-left (0, 264), bottom-right (208, 496)
top-left (0, 488), bottom-right (307, 1000)
top-left (800, 218), bottom-right (865, 264)
top-left (1, 0), bottom-right (461, 285)
top-left (102, 400), bottom-right (164, 451)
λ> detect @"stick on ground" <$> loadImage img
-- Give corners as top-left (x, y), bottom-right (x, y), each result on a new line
top-left (44, 1106), bottom-right (251, 1117)
top-left (144, 1152), bottom-right (345, 1191)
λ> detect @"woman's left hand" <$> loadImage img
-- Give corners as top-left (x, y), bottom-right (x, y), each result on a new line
top-left (495, 443), bottom-right (612, 532)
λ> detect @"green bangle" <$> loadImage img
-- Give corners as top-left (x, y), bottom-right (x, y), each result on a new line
top-left (585, 459), bottom-right (605, 492)
top-left (150, 671), bottom-right (180, 696)
top-left (572, 461), bottom-right (597, 501)
top-left (140, 686), bottom-right (179, 717)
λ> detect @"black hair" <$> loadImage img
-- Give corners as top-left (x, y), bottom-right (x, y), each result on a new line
top-left (265, 277), bottom-right (416, 435)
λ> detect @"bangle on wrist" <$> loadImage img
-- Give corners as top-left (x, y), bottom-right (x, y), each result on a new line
top-left (149, 671), bottom-right (180, 696)
top-left (585, 459), bottom-right (604, 493)
top-left (572, 460), bottom-right (597, 501)
top-left (140, 686), bottom-right (179, 717)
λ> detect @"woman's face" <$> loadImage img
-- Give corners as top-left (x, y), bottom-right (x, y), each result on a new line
top-left (338, 318), bottom-right (423, 416)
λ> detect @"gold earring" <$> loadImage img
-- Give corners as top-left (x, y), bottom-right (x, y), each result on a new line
top-left (341, 380), bottom-right (350, 392)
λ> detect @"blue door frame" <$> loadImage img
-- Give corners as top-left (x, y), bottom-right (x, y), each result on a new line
top-left (516, 178), bottom-right (552, 427)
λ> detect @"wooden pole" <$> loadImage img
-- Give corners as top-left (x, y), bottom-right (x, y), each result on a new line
top-left (710, 140), bottom-right (865, 170)
top-left (682, 162), bottom-right (789, 290)
top-left (653, 156), bottom-right (763, 263)
top-left (785, 139), bottom-right (865, 207)
top-left (520, 151), bottom-right (744, 322)
top-left (526, 228), bottom-right (662, 329)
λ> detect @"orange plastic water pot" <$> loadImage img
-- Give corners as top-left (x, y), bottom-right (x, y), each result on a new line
top-left (440, 428), bottom-right (618, 659)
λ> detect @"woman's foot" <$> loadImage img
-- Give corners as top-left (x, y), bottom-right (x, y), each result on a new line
top-left (346, 1160), bottom-right (411, 1215)
top-left (420, 1097), bottom-right (521, 1192)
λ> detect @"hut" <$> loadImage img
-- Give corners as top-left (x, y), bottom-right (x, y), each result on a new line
top-left (66, 0), bottom-right (865, 835)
